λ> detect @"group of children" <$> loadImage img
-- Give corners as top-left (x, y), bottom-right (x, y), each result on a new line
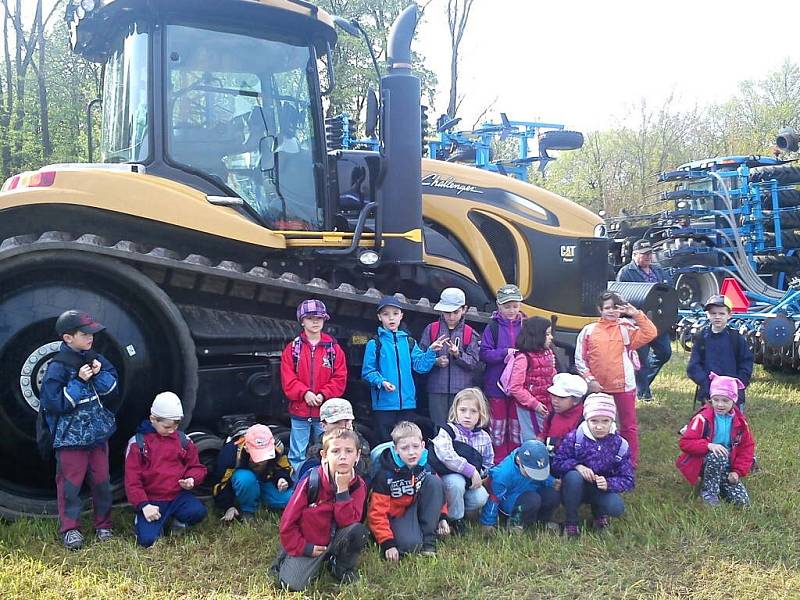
top-left (38, 283), bottom-right (757, 590)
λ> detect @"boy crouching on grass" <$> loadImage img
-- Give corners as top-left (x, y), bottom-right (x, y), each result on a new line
top-left (124, 392), bottom-right (208, 547)
top-left (273, 428), bottom-right (370, 591)
top-left (368, 421), bottom-right (449, 560)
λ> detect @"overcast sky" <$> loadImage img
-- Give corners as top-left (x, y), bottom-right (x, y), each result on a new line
top-left (416, 0), bottom-right (800, 132)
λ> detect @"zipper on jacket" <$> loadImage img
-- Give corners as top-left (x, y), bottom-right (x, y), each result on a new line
top-left (393, 331), bottom-right (403, 409)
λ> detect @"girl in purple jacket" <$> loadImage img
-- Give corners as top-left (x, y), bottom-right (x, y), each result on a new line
top-left (480, 284), bottom-right (526, 462)
top-left (552, 393), bottom-right (635, 538)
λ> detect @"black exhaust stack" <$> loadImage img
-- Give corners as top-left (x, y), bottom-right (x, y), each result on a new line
top-left (378, 5), bottom-right (422, 264)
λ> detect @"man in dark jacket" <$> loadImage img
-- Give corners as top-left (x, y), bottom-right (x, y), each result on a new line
top-left (616, 240), bottom-right (673, 400)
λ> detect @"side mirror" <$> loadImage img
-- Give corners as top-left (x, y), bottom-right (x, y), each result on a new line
top-left (365, 90), bottom-right (378, 139)
top-left (259, 135), bottom-right (276, 172)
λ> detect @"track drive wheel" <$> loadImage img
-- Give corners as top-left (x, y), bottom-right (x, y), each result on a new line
top-left (0, 250), bottom-right (197, 519)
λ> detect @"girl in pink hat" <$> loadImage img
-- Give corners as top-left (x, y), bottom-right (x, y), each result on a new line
top-left (676, 373), bottom-right (755, 507)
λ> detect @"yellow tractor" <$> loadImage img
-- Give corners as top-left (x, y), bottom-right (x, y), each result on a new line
top-left (0, 0), bottom-right (607, 517)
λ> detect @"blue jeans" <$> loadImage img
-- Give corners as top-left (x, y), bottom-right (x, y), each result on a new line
top-left (441, 473), bottom-right (489, 519)
top-left (134, 491), bottom-right (207, 547)
top-left (289, 417), bottom-right (324, 479)
top-left (561, 470), bottom-right (625, 524)
top-left (230, 468), bottom-right (293, 511)
top-left (635, 332), bottom-right (672, 398)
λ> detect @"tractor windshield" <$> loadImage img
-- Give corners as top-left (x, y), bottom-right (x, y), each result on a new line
top-left (165, 25), bottom-right (322, 230)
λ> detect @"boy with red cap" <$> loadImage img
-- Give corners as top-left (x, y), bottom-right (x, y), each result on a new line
top-left (551, 393), bottom-right (635, 538)
top-left (677, 373), bottom-right (755, 507)
top-left (281, 299), bottom-right (348, 477)
top-left (124, 391), bottom-right (208, 547)
top-left (212, 424), bottom-right (293, 522)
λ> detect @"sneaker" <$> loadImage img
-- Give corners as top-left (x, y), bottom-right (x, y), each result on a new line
top-left (563, 523), bottom-right (580, 539)
top-left (420, 543), bottom-right (437, 557)
top-left (638, 394), bottom-right (653, 402)
top-left (170, 519), bottom-right (188, 535)
top-left (593, 515), bottom-right (610, 531)
top-left (700, 492), bottom-right (721, 507)
top-left (96, 528), bottom-right (114, 542)
top-left (62, 529), bottom-right (84, 551)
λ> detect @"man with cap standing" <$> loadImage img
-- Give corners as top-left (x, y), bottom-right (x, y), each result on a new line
top-left (40, 309), bottom-right (119, 550)
top-left (420, 287), bottom-right (481, 426)
top-left (616, 240), bottom-right (674, 400)
top-left (125, 391), bottom-right (208, 547)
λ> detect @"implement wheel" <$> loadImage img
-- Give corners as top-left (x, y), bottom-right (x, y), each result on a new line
top-left (0, 250), bottom-right (197, 518)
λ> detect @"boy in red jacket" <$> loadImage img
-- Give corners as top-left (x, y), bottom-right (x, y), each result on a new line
top-left (281, 299), bottom-right (348, 478)
top-left (676, 373), bottom-right (755, 507)
top-left (540, 373), bottom-right (588, 453)
top-left (273, 428), bottom-right (369, 591)
top-left (124, 392), bottom-right (208, 547)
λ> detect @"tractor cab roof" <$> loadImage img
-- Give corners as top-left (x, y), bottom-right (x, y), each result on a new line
top-left (66, 0), bottom-right (337, 61)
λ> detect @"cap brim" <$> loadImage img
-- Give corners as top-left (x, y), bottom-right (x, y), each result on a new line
top-left (433, 302), bottom-right (462, 312)
top-left (78, 322), bottom-right (105, 334)
top-left (497, 296), bottom-right (523, 304)
top-left (547, 385), bottom-right (569, 397)
top-left (520, 463), bottom-right (550, 481)
top-left (324, 413), bottom-right (355, 423)
top-left (248, 447), bottom-right (276, 462)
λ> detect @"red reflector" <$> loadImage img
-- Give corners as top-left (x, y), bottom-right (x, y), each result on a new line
top-left (1, 175), bottom-right (20, 192)
top-left (29, 171), bottom-right (56, 187)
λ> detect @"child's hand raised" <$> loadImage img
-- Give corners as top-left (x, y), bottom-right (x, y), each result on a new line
top-left (429, 334), bottom-right (449, 352)
top-left (90, 359), bottom-right (102, 375)
top-left (78, 364), bottom-right (93, 382)
top-left (594, 475), bottom-right (608, 491)
top-left (385, 547), bottom-right (400, 561)
top-left (334, 469), bottom-right (354, 493)
top-left (707, 443), bottom-right (729, 458)
top-left (382, 381), bottom-right (396, 392)
top-left (575, 465), bottom-right (596, 482)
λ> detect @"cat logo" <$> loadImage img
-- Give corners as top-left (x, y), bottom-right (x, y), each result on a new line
top-left (560, 245), bottom-right (576, 263)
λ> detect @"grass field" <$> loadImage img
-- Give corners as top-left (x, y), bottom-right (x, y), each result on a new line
top-left (1, 347), bottom-right (799, 599)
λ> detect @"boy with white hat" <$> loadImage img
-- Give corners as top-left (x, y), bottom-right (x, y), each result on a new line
top-left (540, 373), bottom-right (588, 453)
top-left (124, 391), bottom-right (208, 547)
top-left (420, 287), bottom-right (481, 426)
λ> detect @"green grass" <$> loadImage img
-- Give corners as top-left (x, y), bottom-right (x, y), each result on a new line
top-left (2, 347), bottom-right (799, 599)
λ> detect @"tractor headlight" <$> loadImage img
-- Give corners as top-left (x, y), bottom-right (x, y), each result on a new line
top-left (358, 249), bottom-right (380, 266)
top-left (593, 223), bottom-right (607, 238)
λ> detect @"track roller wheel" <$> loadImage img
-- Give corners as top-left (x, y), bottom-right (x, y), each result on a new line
top-left (0, 250), bottom-right (197, 519)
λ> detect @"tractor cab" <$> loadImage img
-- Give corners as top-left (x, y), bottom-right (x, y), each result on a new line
top-left (70, 0), bottom-right (337, 232)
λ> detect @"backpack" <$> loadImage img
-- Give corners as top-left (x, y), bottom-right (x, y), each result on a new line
top-left (430, 321), bottom-right (473, 346)
top-left (372, 332), bottom-right (415, 359)
top-left (131, 430), bottom-right (190, 460)
top-left (291, 336), bottom-right (337, 372)
top-left (35, 347), bottom-right (100, 459)
top-left (497, 350), bottom-right (520, 395)
top-left (306, 465), bottom-right (322, 505)
top-left (574, 427), bottom-right (629, 462)
top-left (427, 423), bottom-right (485, 480)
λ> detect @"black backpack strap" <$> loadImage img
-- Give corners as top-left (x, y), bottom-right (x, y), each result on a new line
top-left (488, 320), bottom-right (500, 348)
top-left (135, 432), bottom-right (147, 458)
top-left (307, 466), bottom-right (321, 505)
top-left (178, 431), bottom-right (190, 449)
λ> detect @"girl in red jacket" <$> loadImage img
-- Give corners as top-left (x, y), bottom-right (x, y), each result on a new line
top-left (508, 317), bottom-right (557, 444)
top-left (676, 373), bottom-right (755, 507)
top-left (273, 428), bottom-right (369, 592)
top-left (281, 299), bottom-right (348, 479)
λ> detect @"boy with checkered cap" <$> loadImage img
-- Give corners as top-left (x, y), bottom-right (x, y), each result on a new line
top-left (281, 300), bottom-right (348, 478)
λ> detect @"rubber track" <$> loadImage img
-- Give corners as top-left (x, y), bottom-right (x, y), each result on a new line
top-left (0, 231), bottom-right (490, 325)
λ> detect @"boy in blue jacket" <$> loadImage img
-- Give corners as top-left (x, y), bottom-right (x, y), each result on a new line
top-left (362, 296), bottom-right (446, 441)
top-left (40, 310), bottom-right (119, 550)
top-left (480, 439), bottom-right (559, 532)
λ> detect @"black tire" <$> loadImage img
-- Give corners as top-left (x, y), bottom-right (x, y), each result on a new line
top-left (754, 254), bottom-right (800, 272)
top-left (0, 250), bottom-right (197, 519)
top-left (674, 271), bottom-right (720, 310)
top-left (750, 164), bottom-right (800, 186)
top-left (186, 431), bottom-right (224, 497)
top-left (761, 210), bottom-right (800, 230)
top-left (760, 188), bottom-right (800, 209)
top-left (539, 129), bottom-right (584, 151)
top-left (765, 230), bottom-right (800, 248)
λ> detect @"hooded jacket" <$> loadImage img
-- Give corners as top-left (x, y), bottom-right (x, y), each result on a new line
top-left (279, 465), bottom-right (367, 557)
top-left (676, 404), bottom-right (755, 485)
top-left (367, 446), bottom-right (442, 552)
top-left (551, 423), bottom-right (635, 493)
top-left (280, 332), bottom-right (348, 419)
top-left (480, 311), bottom-right (525, 397)
top-left (479, 448), bottom-right (556, 526)
top-left (574, 311), bottom-right (656, 393)
top-left (361, 327), bottom-right (436, 411)
top-left (124, 420), bottom-right (207, 509)
top-left (419, 318), bottom-right (480, 395)
top-left (211, 436), bottom-right (292, 510)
